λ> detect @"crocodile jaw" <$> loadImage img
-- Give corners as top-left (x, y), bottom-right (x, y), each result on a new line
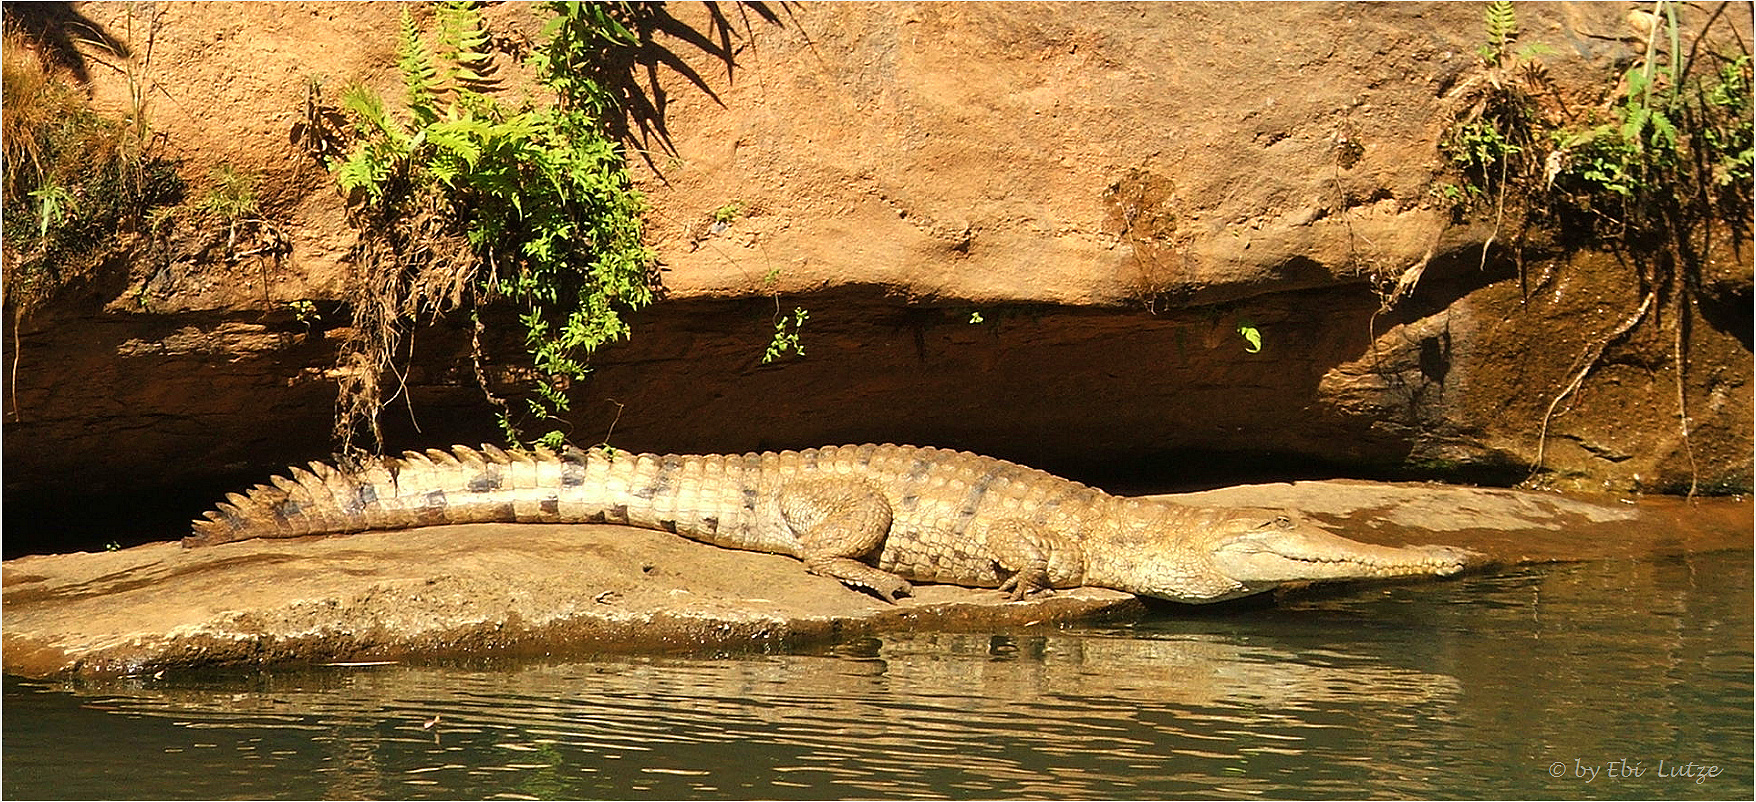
top-left (1210, 527), bottom-right (1476, 588)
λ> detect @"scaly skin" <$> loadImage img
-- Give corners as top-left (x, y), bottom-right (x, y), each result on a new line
top-left (188, 444), bottom-right (1478, 603)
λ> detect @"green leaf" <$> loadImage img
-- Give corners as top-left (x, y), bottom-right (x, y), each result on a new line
top-left (324, 0), bottom-right (660, 451)
top-left (1483, 0), bottom-right (1517, 45)
top-left (1621, 105), bottom-right (1650, 144)
top-left (396, 7), bottom-right (441, 121)
top-left (340, 81), bottom-right (393, 137)
top-left (1624, 66), bottom-right (1649, 102)
top-left (1236, 322), bottom-right (1263, 354)
top-left (761, 307), bottom-right (809, 363)
top-left (29, 182), bottom-right (71, 238)
top-left (1648, 110), bottom-right (1678, 151)
top-left (334, 148), bottom-right (389, 198)
top-left (427, 120), bottom-right (487, 164)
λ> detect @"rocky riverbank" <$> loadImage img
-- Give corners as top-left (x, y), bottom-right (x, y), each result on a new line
top-left (5, 481), bottom-right (1746, 678)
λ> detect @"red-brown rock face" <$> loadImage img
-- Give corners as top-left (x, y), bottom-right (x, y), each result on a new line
top-left (3, 2), bottom-right (1749, 551)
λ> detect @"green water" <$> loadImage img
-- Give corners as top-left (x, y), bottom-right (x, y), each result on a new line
top-left (4, 551), bottom-right (1750, 800)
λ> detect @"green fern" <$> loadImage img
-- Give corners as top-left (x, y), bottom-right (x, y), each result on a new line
top-left (1484, 1), bottom-right (1517, 47)
top-left (334, 142), bottom-right (390, 199)
top-left (425, 118), bottom-right (490, 178)
top-left (339, 80), bottom-right (396, 140)
top-left (318, 1), bottom-right (656, 452)
top-left (435, 0), bottom-right (496, 91)
top-left (396, 8), bottom-right (442, 123)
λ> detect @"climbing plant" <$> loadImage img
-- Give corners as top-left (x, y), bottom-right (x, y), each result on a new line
top-left (762, 306), bottom-right (808, 363)
top-left (313, 1), bottom-right (654, 453)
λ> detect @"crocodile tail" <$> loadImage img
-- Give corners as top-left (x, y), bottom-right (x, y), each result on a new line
top-left (184, 444), bottom-right (640, 548)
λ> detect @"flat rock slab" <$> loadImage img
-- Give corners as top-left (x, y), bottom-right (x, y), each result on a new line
top-left (1168, 480), bottom-right (1750, 564)
top-left (4, 482), bottom-right (1748, 678)
top-left (1, 524), bottom-right (1140, 679)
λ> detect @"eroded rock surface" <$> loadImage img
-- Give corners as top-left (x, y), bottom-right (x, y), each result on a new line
top-left (1, 2), bottom-right (1749, 541)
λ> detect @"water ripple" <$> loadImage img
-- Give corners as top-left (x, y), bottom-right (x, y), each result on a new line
top-left (5, 552), bottom-right (1750, 800)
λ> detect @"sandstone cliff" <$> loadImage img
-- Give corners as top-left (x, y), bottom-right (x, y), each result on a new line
top-left (3, 2), bottom-right (1750, 553)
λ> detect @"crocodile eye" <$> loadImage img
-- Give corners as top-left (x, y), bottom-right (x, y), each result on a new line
top-left (1272, 515), bottom-right (1294, 530)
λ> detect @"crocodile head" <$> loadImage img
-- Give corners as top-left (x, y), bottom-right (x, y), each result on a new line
top-left (1100, 509), bottom-right (1478, 603)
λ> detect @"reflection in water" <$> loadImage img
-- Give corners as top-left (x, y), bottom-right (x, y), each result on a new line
top-left (5, 550), bottom-right (1750, 800)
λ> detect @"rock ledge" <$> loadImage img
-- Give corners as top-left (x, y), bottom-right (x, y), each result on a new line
top-left (4, 481), bottom-right (1747, 678)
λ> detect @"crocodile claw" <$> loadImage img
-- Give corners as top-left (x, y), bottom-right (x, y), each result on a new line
top-left (998, 572), bottom-right (1055, 602)
top-left (869, 578), bottom-right (913, 604)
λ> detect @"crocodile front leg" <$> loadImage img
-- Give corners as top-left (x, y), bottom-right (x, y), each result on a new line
top-left (779, 477), bottom-right (914, 603)
top-left (986, 519), bottom-right (1087, 601)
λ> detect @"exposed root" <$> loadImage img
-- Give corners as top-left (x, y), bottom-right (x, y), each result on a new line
top-left (1672, 296), bottom-right (1698, 497)
top-left (1479, 152), bottom-right (1509, 274)
top-left (332, 201), bottom-right (476, 454)
top-left (469, 310), bottom-right (513, 433)
top-left (1666, 228), bottom-right (1700, 498)
top-left (8, 306), bottom-right (19, 422)
top-left (1528, 289), bottom-right (1656, 483)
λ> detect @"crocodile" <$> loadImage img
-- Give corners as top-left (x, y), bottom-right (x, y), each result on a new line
top-left (187, 443), bottom-right (1477, 604)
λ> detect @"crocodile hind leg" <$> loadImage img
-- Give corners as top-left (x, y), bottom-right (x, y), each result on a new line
top-left (778, 477), bottom-right (913, 603)
top-left (986, 519), bottom-right (1088, 601)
